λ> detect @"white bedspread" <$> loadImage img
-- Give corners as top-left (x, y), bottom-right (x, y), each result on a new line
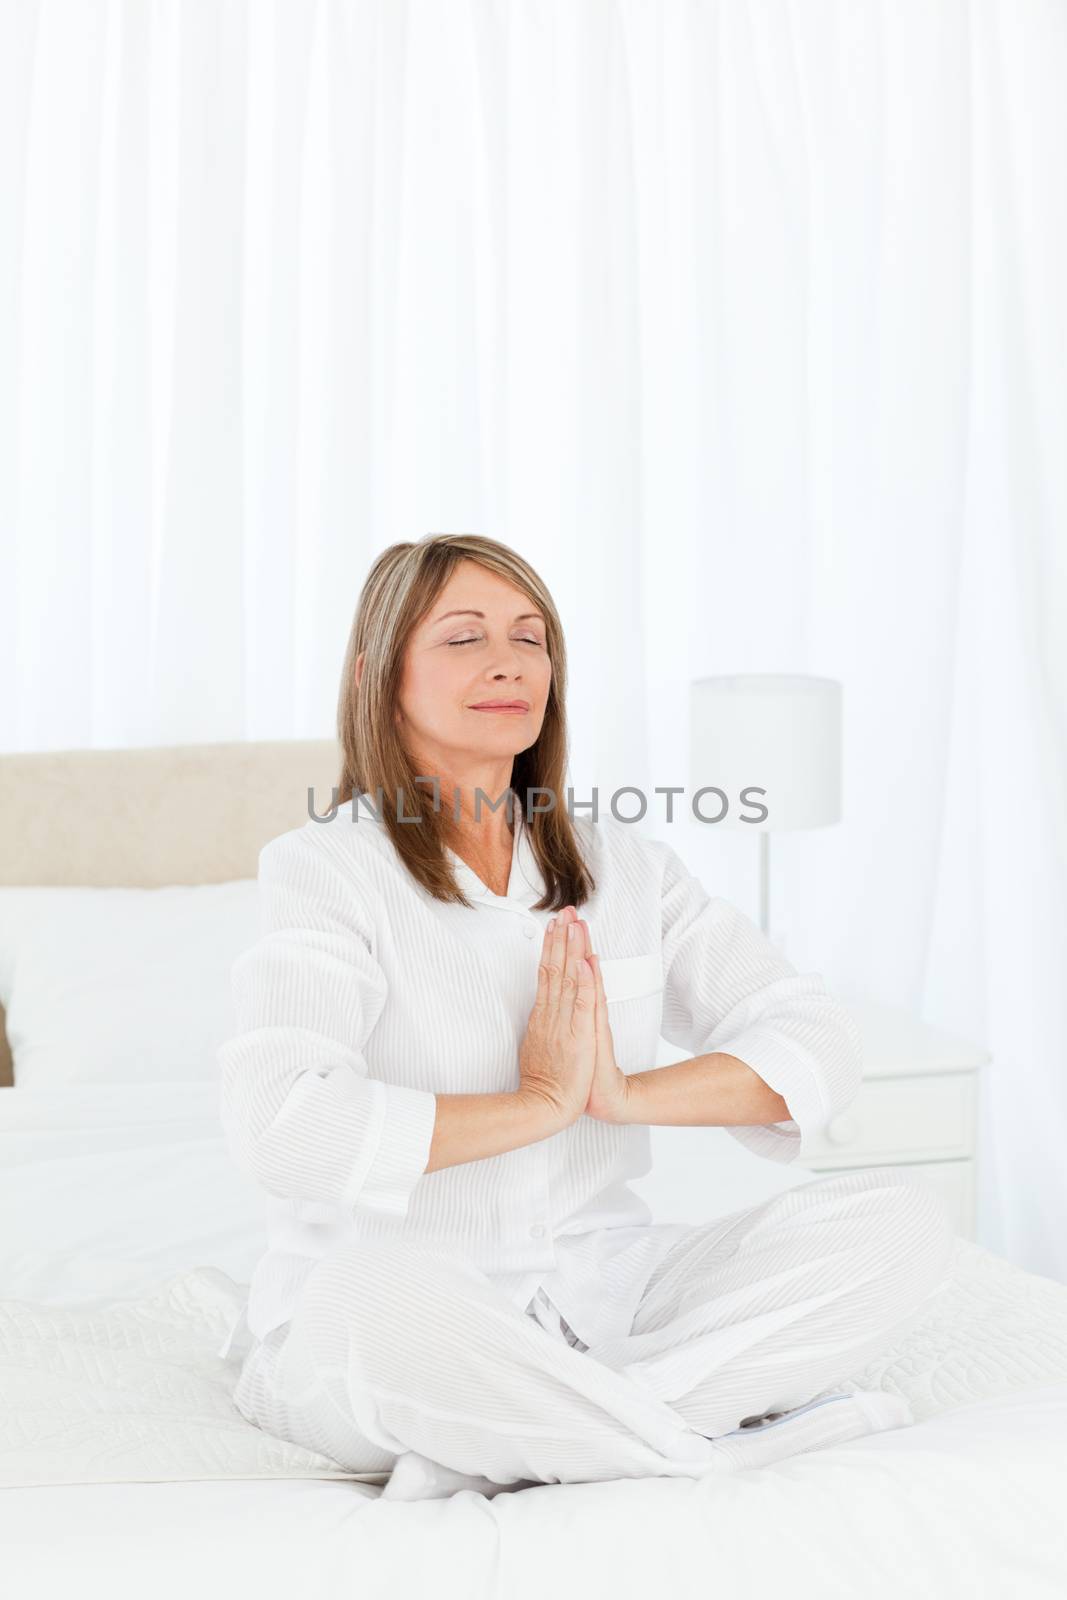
top-left (3, 1235), bottom-right (1067, 1599)
top-left (3, 1388), bottom-right (1065, 1600)
top-left (4, 1234), bottom-right (1067, 1489)
top-left (0, 1265), bottom-right (368, 1490)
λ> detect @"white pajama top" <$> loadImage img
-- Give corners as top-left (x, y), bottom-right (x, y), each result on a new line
top-left (217, 795), bottom-right (863, 1359)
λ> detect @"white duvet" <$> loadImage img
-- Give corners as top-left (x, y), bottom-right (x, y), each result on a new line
top-left (2, 1234), bottom-right (1067, 1493)
top-left (2, 1242), bottom-right (1066, 1600)
top-left (2, 1254), bottom-right (1067, 1600)
top-left (2, 1082), bottom-right (1066, 1598)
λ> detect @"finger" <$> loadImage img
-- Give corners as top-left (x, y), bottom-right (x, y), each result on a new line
top-left (558, 914), bottom-right (584, 1019)
top-left (589, 952), bottom-right (611, 1040)
top-left (544, 909), bottom-right (568, 1013)
top-left (574, 919), bottom-right (596, 1004)
top-left (559, 908), bottom-right (585, 1017)
top-left (570, 956), bottom-right (596, 1034)
top-left (567, 917), bottom-right (592, 985)
top-left (564, 917), bottom-right (593, 1014)
top-left (532, 934), bottom-right (551, 1011)
top-left (547, 915), bottom-right (563, 1011)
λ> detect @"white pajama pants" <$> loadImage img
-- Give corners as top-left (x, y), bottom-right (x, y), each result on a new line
top-left (232, 1167), bottom-right (954, 1488)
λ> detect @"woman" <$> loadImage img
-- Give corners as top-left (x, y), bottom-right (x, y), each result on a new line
top-left (218, 533), bottom-right (953, 1500)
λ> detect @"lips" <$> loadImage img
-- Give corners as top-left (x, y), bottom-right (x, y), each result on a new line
top-left (468, 701), bottom-right (530, 712)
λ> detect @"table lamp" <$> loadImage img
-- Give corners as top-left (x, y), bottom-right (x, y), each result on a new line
top-left (689, 674), bottom-right (842, 942)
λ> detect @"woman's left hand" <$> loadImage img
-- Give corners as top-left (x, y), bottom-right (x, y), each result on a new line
top-left (587, 952), bottom-right (634, 1121)
top-left (573, 918), bottom-right (634, 1123)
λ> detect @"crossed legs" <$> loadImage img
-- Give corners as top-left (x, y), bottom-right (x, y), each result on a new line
top-left (236, 1167), bottom-right (954, 1487)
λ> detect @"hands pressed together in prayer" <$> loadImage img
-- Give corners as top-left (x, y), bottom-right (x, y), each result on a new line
top-left (517, 906), bottom-right (633, 1128)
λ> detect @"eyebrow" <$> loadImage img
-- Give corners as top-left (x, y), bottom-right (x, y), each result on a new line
top-left (431, 609), bottom-right (545, 625)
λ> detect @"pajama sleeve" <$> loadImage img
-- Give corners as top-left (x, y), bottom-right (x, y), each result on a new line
top-left (217, 829), bottom-right (439, 1214)
top-left (653, 838), bottom-right (863, 1164)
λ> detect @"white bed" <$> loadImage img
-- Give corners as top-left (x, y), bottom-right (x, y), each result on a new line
top-left (2, 740), bottom-right (1066, 1600)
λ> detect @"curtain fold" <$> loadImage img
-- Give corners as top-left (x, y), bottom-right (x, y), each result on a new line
top-left (2, 0), bottom-right (1065, 1276)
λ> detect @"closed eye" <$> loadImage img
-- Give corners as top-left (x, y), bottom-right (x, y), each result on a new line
top-left (448, 636), bottom-right (543, 647)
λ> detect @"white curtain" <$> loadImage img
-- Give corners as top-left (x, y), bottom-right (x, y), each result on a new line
top-left (2, 0), bottom-right (1065, 1278)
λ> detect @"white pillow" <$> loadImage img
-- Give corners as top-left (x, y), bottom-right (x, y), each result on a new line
top-left (0, 1081), bottom-right (267, 1303)
top-left (0, 881), bottom-right (259, 1085)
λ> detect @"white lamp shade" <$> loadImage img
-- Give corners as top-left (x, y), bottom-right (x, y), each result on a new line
top-left (689, 674), bottom-right (842, 831)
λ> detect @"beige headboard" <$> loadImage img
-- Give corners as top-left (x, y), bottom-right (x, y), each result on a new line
top-left (0, 738), bottom-right (342, 1087)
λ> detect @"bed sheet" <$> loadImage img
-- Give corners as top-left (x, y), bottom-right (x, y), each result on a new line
top-left (5, 1232), bottom-right (1067, 1491)
top-left (3, 1063), bottom-right (1067, 1599)
top-left (3, 1233), bottom-right (1067, 1598)
top-left (2, 1384), bottom-right (1065, 1600)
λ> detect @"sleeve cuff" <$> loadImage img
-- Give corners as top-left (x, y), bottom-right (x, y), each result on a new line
top-left (342, 1079), bottom-right (439, 1216)
top-left (715, 1026), bottom-right (831, 1166)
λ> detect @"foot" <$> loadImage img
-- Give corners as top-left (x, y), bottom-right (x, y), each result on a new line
top-left (698, 1386), bottom-right (913, 1473)
top-left (380, 1449), bottom-right (530, 1502)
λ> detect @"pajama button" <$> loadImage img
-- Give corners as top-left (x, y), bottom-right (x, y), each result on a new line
top-left (521, 923), bottom-right (536, 938)
top-left (529, 1223), bottom-right (546, 1238)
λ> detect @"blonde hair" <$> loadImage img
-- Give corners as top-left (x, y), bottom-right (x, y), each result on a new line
top-left (335, 533), bottom-right (596, 912)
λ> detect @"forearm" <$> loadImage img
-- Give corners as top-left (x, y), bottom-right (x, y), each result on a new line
top-left (619, 1052), bottom-right (792, 1128)
top-left (425, 1090), bottom-right (564, 1173)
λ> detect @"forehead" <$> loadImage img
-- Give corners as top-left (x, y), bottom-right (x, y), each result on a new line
top-left (424, 561), bottom-right (542, 622)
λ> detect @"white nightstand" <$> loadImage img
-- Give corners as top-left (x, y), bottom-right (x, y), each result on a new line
top-left (799, 996), bottom-right (989, 1239)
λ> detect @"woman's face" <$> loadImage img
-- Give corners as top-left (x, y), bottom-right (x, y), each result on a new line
top-left (393, 560), bottom-right (552, 786)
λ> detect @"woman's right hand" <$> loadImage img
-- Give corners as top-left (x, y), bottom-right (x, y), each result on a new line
top-left (518, 907), bottom-right (597, 1126)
